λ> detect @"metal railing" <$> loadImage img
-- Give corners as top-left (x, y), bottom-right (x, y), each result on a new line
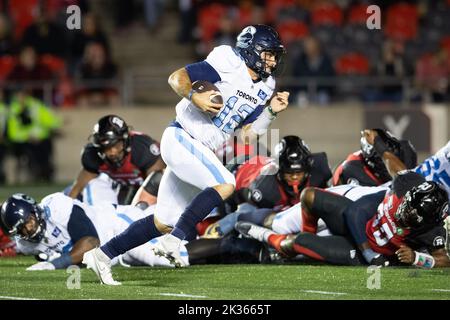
top-left (1, 74), bottom-right (445, 107)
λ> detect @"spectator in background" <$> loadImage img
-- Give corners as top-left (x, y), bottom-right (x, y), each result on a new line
top-left (415, 47), bottom-right (450, 103)
top-left (212, 13), bottom-right (239, 48)
top-left (76, 42), bottom-right (119, 107)
top-left (144, 0), bottom-right (166, 32)
top-left (21, 7), bottom-right (67, 58)
top-left (70, 13), bottom-right (110, 74)
top-left (178, 0), bottom-right (196, 43)
top-left (7, 46), bottom-right (55, 101)
top-left (373, 40), bottom-right (407, 103)
top-left (6, 90), bottom-right (62, 183)
top-left (0, 14), bottom-right (14, 56)
top-left (292, 36), bottom-right (335, 105)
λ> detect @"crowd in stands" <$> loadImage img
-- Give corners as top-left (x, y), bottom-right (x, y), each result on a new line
top-left (0, 0), bottom-right (119, 108)
top-left (1, 0), bottom-right (449, 108)
top-left (187, 0), bottom-right (450, 105)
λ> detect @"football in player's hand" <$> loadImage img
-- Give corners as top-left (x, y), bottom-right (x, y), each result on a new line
top-left (192, 80), bottom-right (223, 104)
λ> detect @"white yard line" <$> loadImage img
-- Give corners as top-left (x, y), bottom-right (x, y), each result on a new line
top-left (158, 293), bottom-right (208, 298)
top-left (0, 295), bottom-right (39, 300)
top-left (430, 289), bottom-right (450, 293)
top-left (300, 290), bottom-right (347, 296)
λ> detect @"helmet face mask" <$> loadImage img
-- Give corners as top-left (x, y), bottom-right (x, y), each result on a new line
top-left (236, 25), bottom-right (286, 79)
top-left (275, 136), bottom-right (313, 198)
top-left (0, 193), bottom-right (46, 243)
top-left (90, 115), bottom-right (130, 168)
top-left (396, 181), bottom-right (449, 230)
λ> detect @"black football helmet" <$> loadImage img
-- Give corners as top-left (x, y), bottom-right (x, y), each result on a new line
top-left (275, 135), bottom-right (313, 198)
top-left (360, 129), bottom-right (417, 182)
top-left (0, 193), bottom-right (47, 243)
top-left (396, 181), bottom-right (449, 229)
top-left (90, 115), bottom-right (131, 168)
top-left (235, 24), bottom-right (286, 79)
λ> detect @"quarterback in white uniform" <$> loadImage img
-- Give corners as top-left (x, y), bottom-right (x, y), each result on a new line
top-left (0, 193), bottom-right (187, 272)
top-left (82, 24), bottom-right (289, 285)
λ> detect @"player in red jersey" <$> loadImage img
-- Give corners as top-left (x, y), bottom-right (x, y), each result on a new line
top-left (68, 115), bottom-right (166, 205)
top-left (332, 129), bottom-right (417, 186)
top-left (237, 172), bottom-right (450, 267)
top-left (202, 135), bottom-right (331, 238)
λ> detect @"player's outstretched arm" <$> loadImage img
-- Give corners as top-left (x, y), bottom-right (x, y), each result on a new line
top-left (69, 236), bottom-right (100, 265)
top-left (362, 129), bottom-right (407, 178)
top-left (396, 245), bottom-right (450, 268)
top-left (68, 169), bottom-right (98, 199)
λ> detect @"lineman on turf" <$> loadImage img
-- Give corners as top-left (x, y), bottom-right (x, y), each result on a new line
top-left (237, 172), bottom-right (450, 268)
top-left (0, 193), bottom-right (183, 274)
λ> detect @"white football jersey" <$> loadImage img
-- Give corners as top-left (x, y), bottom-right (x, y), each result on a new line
top-left (415, 141), bottom-right (450, 199)
top-left (176, 45), bottom-right (275, 151)
top-left (15, 193), bottom-right (153, 256)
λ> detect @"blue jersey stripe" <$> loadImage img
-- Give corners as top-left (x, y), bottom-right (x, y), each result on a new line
top-left (174, 128), bottom-right (226, 184)
top-left (185, 61), bottom-right (221, 84)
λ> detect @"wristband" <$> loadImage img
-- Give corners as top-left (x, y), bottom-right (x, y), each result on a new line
top-left (267, 105), bottom-right (278, 118)
top-left (50, 254), bottom-right (73, 269)
top-left (373, 135), bottom-right (389, 156)
top-left (413, 251), bottom-right (435, 269)
top-left (187, 89), bottom-right (196, 101)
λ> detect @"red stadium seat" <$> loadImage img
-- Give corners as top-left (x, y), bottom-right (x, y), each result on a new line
top-left (385, 3), bottom-right (418, 41)
top-left (335, 52), bottom-right (370, 75)
top-left (348, 4), bottom-right (369, 25)
top-left (311, 3), bottom-right (343, 27)
top-left (198, 4), bottom-right (228, 43)
top-left (0, 55), bottom-right (17, 80)
top-left (441, 36), bottom-right (450, 55)
top-left (8, 0), bottom-right (39, 40)
top-left (265, 0), bottom-right (295, 23)
top-left (276, 20), bottom-right (309, 45)
top-left (40, 54), bottom-right (67, 77)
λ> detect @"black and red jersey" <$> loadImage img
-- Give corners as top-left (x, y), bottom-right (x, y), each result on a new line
top-left (332, 151), bottom-right (385, 187)
top-left (366, 173), bottom-right (447, 256)
top-left (234, 153), bottom-right (331, 209)
top-left (81, 131), bottom-right (161, 186)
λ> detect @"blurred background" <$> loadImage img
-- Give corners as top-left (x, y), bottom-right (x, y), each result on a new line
top-left (0, 0), bottom-right (449, 186)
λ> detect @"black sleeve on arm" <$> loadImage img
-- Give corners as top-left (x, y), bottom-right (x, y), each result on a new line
top-left (130, 135), bottom-right (161, 172)
top-left (343, 191), bottom-right (386, 246)
top-left (81, 144), bottom-right (102, 173)
top-left (309, 152), bottom-right (332, 188)
top-left (407, 225), bottom-right (447, 252)
top-left (248, 174), bottom-right (282, 208)
top-left (67, 205), bottom-right (99, 244)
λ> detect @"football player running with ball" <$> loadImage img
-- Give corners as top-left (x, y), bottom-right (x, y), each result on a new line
top-left (82, 24), bottom-right (289, 285)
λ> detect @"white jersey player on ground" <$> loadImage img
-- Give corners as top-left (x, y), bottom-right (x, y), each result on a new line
top-left (0, 193), bottom-right (188, 272)
top-left (82, 24), bottom-right (290, 285)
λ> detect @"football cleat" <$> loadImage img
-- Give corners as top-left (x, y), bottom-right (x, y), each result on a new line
top-left (152, 234), bottom-right (188, 268)
top-left (82, 248), bottom-right (122, 286)
top-left (235, 221), bottom-right (275, 243)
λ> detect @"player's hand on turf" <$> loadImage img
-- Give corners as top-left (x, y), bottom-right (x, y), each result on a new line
top-left (361, 129), bottom-right (378, 145)
top-left (191, 90), bottom-right (223, 114)
top-left (26, 261), bottom-right (55, 271)
top-left (395, 245), bottom-right (415, 264)
top-left (270, 91), bottom-right (289, 113)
